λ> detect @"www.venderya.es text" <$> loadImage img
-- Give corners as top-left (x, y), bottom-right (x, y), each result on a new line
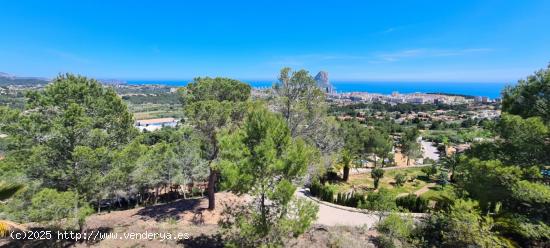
top-left (10, 230), bottom-right (190, 241)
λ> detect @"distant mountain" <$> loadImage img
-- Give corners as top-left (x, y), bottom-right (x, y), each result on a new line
top-left (314, 71), bottom-right (333, 93)
top-left (0, 72), bottom-right (49, 86)
top-left (0, 72), bottom-right (15, 78)
top-left (98, 79), bottom-right (127, 85)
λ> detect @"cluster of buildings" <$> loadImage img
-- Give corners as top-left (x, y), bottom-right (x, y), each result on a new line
top-left (337, 107), bottom-right (501, 124)
top-left (328, 91), bottom-right (496, 105)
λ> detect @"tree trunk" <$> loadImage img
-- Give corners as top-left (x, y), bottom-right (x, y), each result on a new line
top-left (155, 187), bottom-right (159, 204)
top-left (207, 168), bottom-right (218, 210)
top-left (260, 188), bottom-right (267, 233)
top-left (343, 165), bottom-right (350, 181)
top-left (74, 191), bottom-right (79, 227)
top-left (97, 197), bottom-right (101, 214)
top-left (450, 165), bottom-right (455, 182)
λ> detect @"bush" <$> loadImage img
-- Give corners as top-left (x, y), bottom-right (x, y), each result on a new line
top-left (437, 171), bottom-right (449, 185)
top-left (335, 192), bottom-right (366, 207)
top-left (371, 168), bottom-right (385, 189)
top-left (309, 180), bottom-right (322, 196)
top-left (362, 188), bottom-right (396, 211)
top-left (394, 173), bottom-right (407, 187)
top-left (424, 158), bottom-right (435, 164)
top-left (309, 181), bottom-right (335, 202)
top-left (323, 170), bottom-right (340, 182)
top-left (376, 212), bottom-right (414, 247)
top-left (191, 187), bottom-right (202, 197)
top-left (28, 188), bottom-right (93, 229)
top-left (396, 194), bottom-right (429, 213)
top-left (422, 165), bottom-right (438, 178)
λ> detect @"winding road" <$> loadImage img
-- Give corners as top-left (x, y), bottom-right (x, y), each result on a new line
top-left (296, 188), bottom-right (379, 228)
top-left (296, 188), bottom-right (426, 228)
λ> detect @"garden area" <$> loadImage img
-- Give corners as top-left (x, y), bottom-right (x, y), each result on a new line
top-left (310, 166), bottom-right (455, 213)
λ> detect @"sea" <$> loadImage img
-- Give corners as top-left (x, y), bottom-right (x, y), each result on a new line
top-left (127, 80), bottom-right (513, 99)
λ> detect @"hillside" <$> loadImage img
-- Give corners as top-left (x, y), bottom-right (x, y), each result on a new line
top-left (0, 72), bottom-right (49, 86)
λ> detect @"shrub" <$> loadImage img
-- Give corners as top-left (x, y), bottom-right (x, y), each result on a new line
top-left (309, 181), bottom-right (335, 202)
top-left (320, 186), bottom-right (335, 202)
top-left (376, 212), bottom-right (414, 247)
top-left (371, 168), bottom-right (385, 189)
top-left (424, 158), bottom-right (436, 164)
top-left (396, 194), bottom-right (429, 213)
top-left (309, 180), bottom-right (322, 196)
top-left (437, 171), bottom-right (449, 185)
top-left (335, 192), bottom-right (366, 207)
top-left (324, 170), bottom-right (340, 182)
top-left (422, 165), bottom-right (438, 179)
top-left (363, 188), bottom-right (396, 211)
top-left (191, 187), bottom-right (202, 196)
top-left (394, 173), bottom-right (407, 187)
top-left (28, 188), bottom-right (93, 229)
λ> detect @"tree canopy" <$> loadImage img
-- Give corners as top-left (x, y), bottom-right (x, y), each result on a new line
top-left (502, 64), bottom-right (550, 123)
top-left (218, 106), bottom-right (318, 246)
top-left (179, 77), bottom-right (251, 210)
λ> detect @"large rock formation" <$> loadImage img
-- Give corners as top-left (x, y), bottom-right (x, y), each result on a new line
top-left (314, 71), bottom-right (333, 93)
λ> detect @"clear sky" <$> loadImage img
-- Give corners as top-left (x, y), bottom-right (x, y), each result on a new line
top-left (1, 0), bottom-right (550, 82)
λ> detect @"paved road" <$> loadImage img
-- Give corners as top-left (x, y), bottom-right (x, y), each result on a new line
top-left (421, 140), bottom-right (440, 161)
top-left (296, 188), bottom-right (380, 228)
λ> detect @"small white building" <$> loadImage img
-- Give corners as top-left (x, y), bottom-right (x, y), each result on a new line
top-left (135, 118), bottom-right (178, 131)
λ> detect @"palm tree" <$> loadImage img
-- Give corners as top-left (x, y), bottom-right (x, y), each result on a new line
top-left (441, 154), bottom-right (460, 182)
top-left (371, 168), bottom-right (385, 189)
top-left (0, 182), bottom-right (23, 237)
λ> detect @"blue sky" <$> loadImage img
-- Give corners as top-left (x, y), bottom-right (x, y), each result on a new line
top-left (1, 0), bottom-right (550, 82)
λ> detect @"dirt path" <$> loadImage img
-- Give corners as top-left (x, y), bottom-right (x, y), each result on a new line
top-left (350, 163), bottom-right (432, 175)
top-left (414, 183), bottom-right (436, 196)
top-left (397, 182), bottom-right (437, 197)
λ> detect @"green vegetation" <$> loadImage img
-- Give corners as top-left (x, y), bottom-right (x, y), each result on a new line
top-left (502, 64), bottom-right (550, 122)
top-left (310, 167), bottom-right (433, 212)
top-left (0, 74), bottom-right (208, 229)
top-left (340, 167), bottom-right (429, 194)
top-left (0, 64), bottom-right (548, 246)
top-left (179, 77), bottom-right (251, 210)
top-left (400, 128), bottom-right (421, 166)
top-left (28, 188), bottom-right (93, 228)
top-left (329, 102), bottom-right (469, 115)
top-left (218, 106), bottom-right (318, 246)
top-left (272, 68), bottom-right (342, 180)
top-left (395, 194), bottom-right (428, 213)
top-left (416, 65), bottom-right (550, 247)
top-left (122, 92), bottom-right (180, 105)
top-left (0, 76), bottom-right (48, 86)
top-left (371, 168), bottom-right (385, 189)
top-left (376, 212), bottom-right (415, 247)
top-left (0, 182), bottom-right (24, 237)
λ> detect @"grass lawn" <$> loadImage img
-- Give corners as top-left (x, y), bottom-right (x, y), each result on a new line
top-left (421, 184), bottom-right (457, 201)
top-left (128, 102), bottom-right (184, 120)
top-left (333, 167), bottom-right (431, 195)
top-left (133, 110), bottom-right (184, 119)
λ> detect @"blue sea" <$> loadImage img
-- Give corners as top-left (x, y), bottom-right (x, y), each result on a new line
top-left (127, 80), bottom-right (513, 99)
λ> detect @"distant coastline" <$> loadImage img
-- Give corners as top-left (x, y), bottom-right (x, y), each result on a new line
top-left (127, 80), bottom-right (512, 99)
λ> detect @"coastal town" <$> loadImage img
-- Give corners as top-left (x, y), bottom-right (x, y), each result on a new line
top-left (2, 1), bottom-right (549, 247)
